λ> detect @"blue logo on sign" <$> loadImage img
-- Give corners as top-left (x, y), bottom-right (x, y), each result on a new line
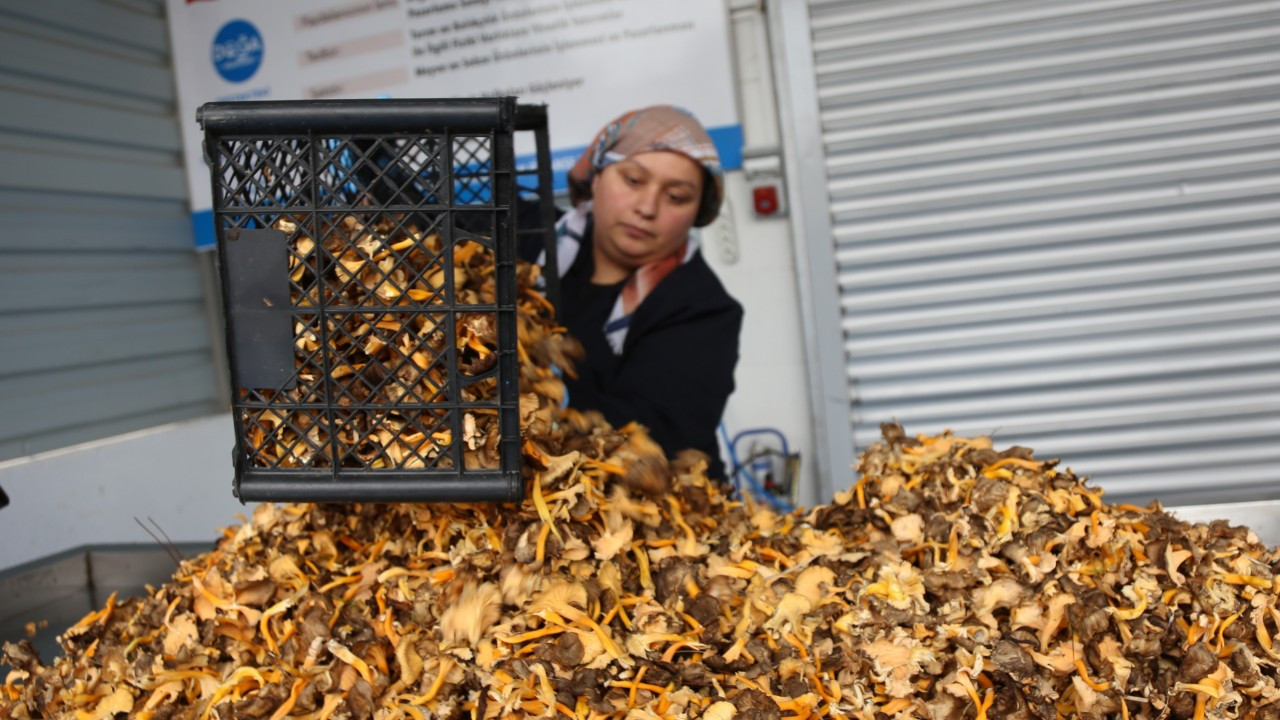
top-left (212, 19), bottom-right (263, 83)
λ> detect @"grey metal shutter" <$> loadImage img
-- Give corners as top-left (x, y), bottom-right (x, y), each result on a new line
top-left (0, 1), bottom-right (225, 461)
top-left (786, 0), bottom-right (1280, 505)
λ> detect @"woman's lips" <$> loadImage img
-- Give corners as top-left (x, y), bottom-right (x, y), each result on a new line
top-left (620, 223), bottom-right (652, 240)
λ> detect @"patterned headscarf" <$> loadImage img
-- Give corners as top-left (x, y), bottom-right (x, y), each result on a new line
top-left (567, 105), bottom-right (724, 227)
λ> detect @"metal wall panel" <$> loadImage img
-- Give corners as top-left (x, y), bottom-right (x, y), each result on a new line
top-left (0, 1), bottom-right (224, 461)
top-left (794, 0), bottom-right (1280, 505)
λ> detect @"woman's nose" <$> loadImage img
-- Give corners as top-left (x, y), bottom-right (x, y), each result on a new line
top-left (634, 188), bottom-right (659, 218)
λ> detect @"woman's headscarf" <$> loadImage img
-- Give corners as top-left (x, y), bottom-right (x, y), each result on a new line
top-left (567, 105), bottom-right (724, 227)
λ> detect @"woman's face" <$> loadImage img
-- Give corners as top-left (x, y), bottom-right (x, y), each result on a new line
top-left (590, 151), bottom-right (704, 276)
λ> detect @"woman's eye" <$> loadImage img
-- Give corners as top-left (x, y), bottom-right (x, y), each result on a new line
top-left (624, 175), bottom-right (641, 186)
top-left (669, 194), bottom-right (692, 204)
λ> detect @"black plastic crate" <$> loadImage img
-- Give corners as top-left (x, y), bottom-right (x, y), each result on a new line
top-left (199, 98), bottom-right (542, 503)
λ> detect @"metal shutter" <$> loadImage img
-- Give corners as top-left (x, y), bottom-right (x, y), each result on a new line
top-left (783, 0), bottom-right (1280, 505)
top-left (0, 1), bottom-right (225, 461)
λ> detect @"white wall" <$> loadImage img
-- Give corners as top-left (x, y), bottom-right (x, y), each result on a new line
top-left (704, 177), bottom-right (819, 507)
top-left (0, 414), bottom-right (246, 570)
top-left (705, 0), bottom-right (821, 508)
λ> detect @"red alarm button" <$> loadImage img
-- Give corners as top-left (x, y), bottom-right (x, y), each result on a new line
top-left (752, 185), bottom-right (779, 216)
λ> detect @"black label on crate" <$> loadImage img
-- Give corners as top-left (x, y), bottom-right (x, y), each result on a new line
top-left (224, 228), bottom-right (296, 391)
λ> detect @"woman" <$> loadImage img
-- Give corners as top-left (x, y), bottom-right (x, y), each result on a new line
top-left (522, 105), bottom-right (743, 480)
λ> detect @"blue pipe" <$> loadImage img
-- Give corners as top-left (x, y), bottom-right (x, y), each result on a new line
top-left (730, 427), bottom-right (790, 462)
top-left (719, 422), bottom-right (795, 512)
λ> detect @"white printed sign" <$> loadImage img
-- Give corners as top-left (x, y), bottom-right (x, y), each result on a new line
top-left (167, 0), bottom-right (742, 249)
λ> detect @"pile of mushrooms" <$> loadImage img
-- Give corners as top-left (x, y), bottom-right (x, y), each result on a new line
top-left (4, 247), bottom-right (1279, 720)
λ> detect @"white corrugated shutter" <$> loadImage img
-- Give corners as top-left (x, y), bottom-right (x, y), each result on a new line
top-left (0, 1), bottom-right (226, 461)
top-left (798, 0), bottom-right (1280, 505)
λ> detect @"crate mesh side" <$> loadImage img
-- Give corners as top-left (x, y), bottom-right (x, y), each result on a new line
top-left (210, 118), bottom-right (518, 498)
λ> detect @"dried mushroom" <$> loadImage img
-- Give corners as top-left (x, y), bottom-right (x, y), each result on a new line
top-left (4, 245), bottom-right (1280, 720)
